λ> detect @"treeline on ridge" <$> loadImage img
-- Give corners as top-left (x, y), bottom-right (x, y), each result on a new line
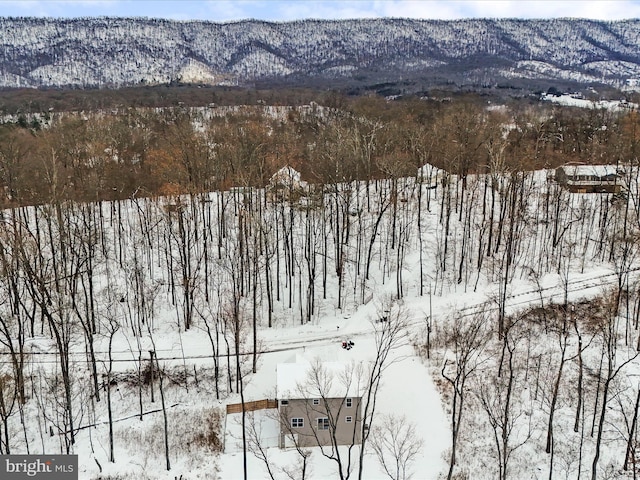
top-left (0, 89), bottom-right (638, 208)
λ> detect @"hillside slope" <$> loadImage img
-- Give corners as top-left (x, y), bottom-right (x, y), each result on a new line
top-left (2, 17), bottom-right (640, 91)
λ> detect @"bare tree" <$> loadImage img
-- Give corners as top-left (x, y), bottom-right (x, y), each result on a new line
top-left (591, 292), bottom-right (639, 480)
top-left (19, 203), bottom-right (81, 452)
top-left (247, 408), bottom-right (312, 480)
top-left (246, 411), bottom-right (278, 480)
top-left (0, 369), bottom-right (17, 454)
top-left (147, 331), bottom-right (170, 471)
top-left (369, 414), bottom-right (423, 480)
top-left (478, 322), bottom-right (531, 480)
top-left (441, 307), bottom-right (491, 480)
top-left (622, 383), bottom-right (640, 475)
top-left (356, 301), bottom-right (411, 480)
top-left (291, 359), bottom-right (362, 480)
top-left (101, 304), bottom-right (120, 464)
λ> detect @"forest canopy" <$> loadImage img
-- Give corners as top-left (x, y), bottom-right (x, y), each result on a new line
top-left (0, 88), bottom-right (636, 208)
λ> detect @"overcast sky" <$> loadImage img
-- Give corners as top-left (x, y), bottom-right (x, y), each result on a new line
top-left (1, 0), bottom-right (640, 22)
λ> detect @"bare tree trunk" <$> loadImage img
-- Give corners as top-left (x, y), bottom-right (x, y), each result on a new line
top-left (574, 310), bottom-right (584, 433)
top-left (546, 330), bottom-right (568, 455)
top-left (106, 320), bottom-right (119, 463)
top-left (155, 352), bottom-right (171, 471)
top-left (624, 387), bottom-right (640, 471)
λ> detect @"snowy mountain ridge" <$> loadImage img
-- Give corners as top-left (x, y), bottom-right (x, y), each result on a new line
top-left (2, 17), bottom-right (640, 91)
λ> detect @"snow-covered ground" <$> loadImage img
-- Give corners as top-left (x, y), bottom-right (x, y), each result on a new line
top-left (221, 338), bottom-right (449, 479)
top-left (541, 92), bottom-right (638, 111)
top-left (2, 163), bottom-right (639, 480)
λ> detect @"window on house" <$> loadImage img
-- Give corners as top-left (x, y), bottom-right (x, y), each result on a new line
top-left (280, 399), bottom-right (289, 406)
top-left (346, 398), bottom-right (352, 408)
top-left (291, 418), bottom-right (304, 428)
top-left (312, 399), bottom-right (320, 405)
top-left (317, 418), bottom-right (329, 430)
top-left (345, 416), bottom-right (353, 423)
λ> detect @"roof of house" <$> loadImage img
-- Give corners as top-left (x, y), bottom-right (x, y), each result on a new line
top-left (269, 166), bottom-right (306, 187)
top-left (559, 164), bottom-right (619, 178)
top-left (276, 356), bottom-right (364, 400)
top-left (417, 163), bottom-right (445, 179)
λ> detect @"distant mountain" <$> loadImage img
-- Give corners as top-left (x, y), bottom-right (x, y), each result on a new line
top-left (1, 17), bottom-right (640, 93)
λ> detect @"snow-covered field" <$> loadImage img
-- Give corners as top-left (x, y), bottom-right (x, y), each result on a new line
top-left (541, 92), bottom-right (638, 111)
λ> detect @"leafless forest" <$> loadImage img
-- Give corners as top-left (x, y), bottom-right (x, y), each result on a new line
top-left (0, 91), bottom-right (639, 479)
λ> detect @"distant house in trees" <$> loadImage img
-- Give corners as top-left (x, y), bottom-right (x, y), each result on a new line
top-left (276, 357), bottom-right (363, 449)
top-left (417, 163), bottom-right (445, 189)
top-left (555, 164), bottom-right (622, 193)
top-left (266, 166), bottom-right (308, 203)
